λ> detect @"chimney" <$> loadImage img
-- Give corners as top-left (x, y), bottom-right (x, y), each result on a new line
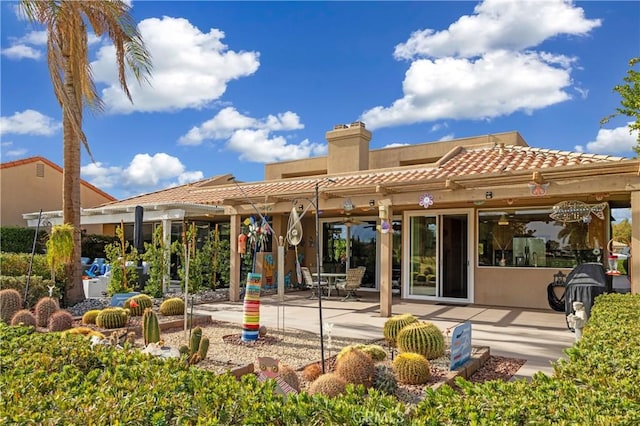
top-left (326, 122), bottom-right (371, 174)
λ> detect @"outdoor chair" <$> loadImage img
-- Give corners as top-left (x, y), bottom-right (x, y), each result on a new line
top-left (301, 267), bottom-right (328, 298)
top-left (336, 266), bottom-right (365, 301)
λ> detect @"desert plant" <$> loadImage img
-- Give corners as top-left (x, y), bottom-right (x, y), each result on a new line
top-left (396, 321), bottom-right (445, 359)
top-left (337, 344), bottom-right (387, 362)
top-left (142, 308), bottom-right (160, 346)
top-left (159, 297), bottom-right (184, 316)
top-left (64, 326), bottom-right (105, 339)
top-left (392, 352), bottom-right (431, 385)
top-left (383, 313), bottom-right (418, 347)
top-left (0, 288), bottom-right (22, 324)
top-left (48, 310), bottom-right (73, 332)
top-left (303, 363), bottom-right (323, 382)
top-left (183, 326), bottom-right (209, 365)
top-left (278, 363), bottom-right (301, 392)
top-left (123, 294), bottom-right (153, 316)
top-left (95, 308), bottom-right (129, 329)
top-left (373, 364), bottom-right (398, 395)
top-left (81, 309), bottom-right (101, 325)
top-left (335, 348), bottom-right (375, 389)
top-left (45, 224), bottom-right (74, 283)
top-left (35, 296), bottom-right (59, 327)
top-left (10, 309), bottom-right (36, 327)
top-left (0, 275), bottom-right (60, 308)
top-left (105, 223), bottom-right (139, 295)
top-left (142, 225), bottom-right (169, 297)
top-left (308, 373), bottom-right (348, 397)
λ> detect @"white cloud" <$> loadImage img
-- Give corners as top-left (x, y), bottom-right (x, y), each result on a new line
top-left (0, 109), bottom-right (61, 136)
top-left (4, 148), bottom-right (28, 158)
top-left (394, 0), bottom-right (601, 60)
top-left (363, 0), bottom-right (600, 130)
top-left (92, 16), bottom-right (260, 113)
top-left (1, 44), bottom-right (41, 60)
top-left (438, 134), bottom-right (455, 141)
top-left (430, 122), bottom-right (448, 132)
top-left (382, 143), bottom-right (410, 149)
top-left (81, 153), bottom-right (203, 195)
top-left (574, 123), bottom-right (639, 155)
top-left (178, 107), bottom-right (323, 163)
top-left (362, 50), bottom-right (573, 128)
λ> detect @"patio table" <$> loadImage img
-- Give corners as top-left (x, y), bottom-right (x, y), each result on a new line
top-left (312, 272), bottom-right (346, 297)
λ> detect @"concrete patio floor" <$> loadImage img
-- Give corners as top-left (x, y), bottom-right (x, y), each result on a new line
top-left (193, 290), bottom-right (576, 380)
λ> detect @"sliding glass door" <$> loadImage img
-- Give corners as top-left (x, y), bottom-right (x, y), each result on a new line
top-left (404, 210), bottom-right (472, 301)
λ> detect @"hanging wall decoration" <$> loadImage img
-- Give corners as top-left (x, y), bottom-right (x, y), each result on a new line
top-left (419, 193), bottom-right (434, 209)
top-left (549, 200), bottom-right (607, 224)
top-left (528, 182), bottom-right (549, 196)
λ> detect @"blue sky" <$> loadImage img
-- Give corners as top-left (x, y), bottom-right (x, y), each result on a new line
top-left (1, 0), bottom-right (639, 203)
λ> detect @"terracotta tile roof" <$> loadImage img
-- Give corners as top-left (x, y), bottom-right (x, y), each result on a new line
top-left (1, 156), bottom-right (116, 201)
top-left (103, 145), bottom-right (626, 207)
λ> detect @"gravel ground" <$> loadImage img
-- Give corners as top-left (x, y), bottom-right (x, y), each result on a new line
top-left (143, 321), bottom-right (525, 406)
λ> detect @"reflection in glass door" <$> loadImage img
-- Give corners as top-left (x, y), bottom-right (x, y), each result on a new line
top-left (406, 211), bottom-right (470, 300)
top-left (322, 219), bottom-right (377, 288)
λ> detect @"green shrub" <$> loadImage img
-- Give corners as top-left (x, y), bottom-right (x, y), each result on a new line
top-left (0, 252), bottom-right (64, 281)
top-left (0, 226), bottom-right (47, 254)
top-left (0, 322), bottom-right (407, 425)
top-left (0, 275), bottom-right (60, 307)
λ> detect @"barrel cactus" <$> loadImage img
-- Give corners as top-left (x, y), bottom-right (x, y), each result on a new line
top-left (396, 321), bottom-right (445, 359)
top-left (373, 364), bottom-right (398, 395)
top-left (337, 344), bottom-right (387, 362)
top-left (95, 308), bottom-right (129, 329)
top-left (48, 310), bottom-right (74, 332)
top-left (159, 298), bottom-right (184, 316)
top-left (82, 310), bottom-right (101, 325)
top-left (10, 309), bottom-right (36, 327)
top-left (308, 373), bottom-right (348, 397)
top-left (335, 348), bottom-right (375, 388)
top-left (123, 294), bottom-right (153, 316)
top-left (1, 289), bottom-right (23, 324)
top-left (302, 363), bottom-right (322, 382)
top-left (383, 313), bottom-right (418, 347)
top-left (392, 352), bottom-right (432, 385)
top-left (142, 308), bottom-right (161, 346)
top-left (35, 297), bottom-right (59, 327)
top-left (278, 363), bottom-right (301, 392)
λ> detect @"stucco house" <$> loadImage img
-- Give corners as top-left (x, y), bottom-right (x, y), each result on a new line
top-left (23, 124), bottom-right (640, 315)
top-left (1, 156), bottom-right (115, 232)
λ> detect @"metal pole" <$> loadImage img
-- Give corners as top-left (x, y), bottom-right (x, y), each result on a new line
top-left (315, 182), bottom-right (326, 373)
top-left (25, 210), bottom-right (43, 307)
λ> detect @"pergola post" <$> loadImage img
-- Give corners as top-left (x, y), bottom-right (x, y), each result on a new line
top-left (229, 213), bottom-right (242, 302)
top-left (379, 204), bottom-right (393, 317)
top-left (631, 191), bottom-right (640, 294)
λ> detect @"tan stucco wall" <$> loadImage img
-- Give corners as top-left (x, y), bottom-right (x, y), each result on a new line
top-left (474, 266), bottom-right (571, 310)
top-left (0, 160), bottom-right (113, 228)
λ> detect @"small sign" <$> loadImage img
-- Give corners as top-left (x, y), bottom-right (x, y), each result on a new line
top-left (450, 321), bottom-right (472, 370)
top-left (110, 292), bottom-right (140, 307)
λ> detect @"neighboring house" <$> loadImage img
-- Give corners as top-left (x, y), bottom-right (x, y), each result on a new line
top-left (22, 125), bottom-right (640, 314)
top-left (1, 156), bottom-right (115, 232)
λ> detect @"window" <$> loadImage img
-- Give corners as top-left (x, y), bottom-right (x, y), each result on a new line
top-left (477, 208), bottom-right (605, 268)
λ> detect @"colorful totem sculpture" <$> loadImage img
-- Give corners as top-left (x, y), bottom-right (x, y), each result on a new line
top-left (241, 272), bottom-right (262, 342)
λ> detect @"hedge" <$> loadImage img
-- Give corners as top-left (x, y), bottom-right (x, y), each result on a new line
top-left (411, 293), bottom-right (640, 424)
top-left (1, 294), bottom-right (638, 424)
top-left (0, 252), bottom-right (64, 281)
top-left (0, 226), bottom-right (47, 254)
top-left (0, 275), bottom-right (61, 308)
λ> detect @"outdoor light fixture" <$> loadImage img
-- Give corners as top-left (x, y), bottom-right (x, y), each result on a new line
top-left (498, 213), bottom-right (509, 226)
top-left (298, 203), bottom-right (304, 212)
top-left (485, 191), bottom-right (493, 200)
top-left (369, 199), bottom-right (375, 207)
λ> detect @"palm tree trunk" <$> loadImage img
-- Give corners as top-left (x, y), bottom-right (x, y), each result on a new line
top-left (62, 65), bottom-right (85, 306)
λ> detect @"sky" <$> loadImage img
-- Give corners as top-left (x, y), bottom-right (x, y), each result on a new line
top-left (1, 0), bottom-right (639, 205)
